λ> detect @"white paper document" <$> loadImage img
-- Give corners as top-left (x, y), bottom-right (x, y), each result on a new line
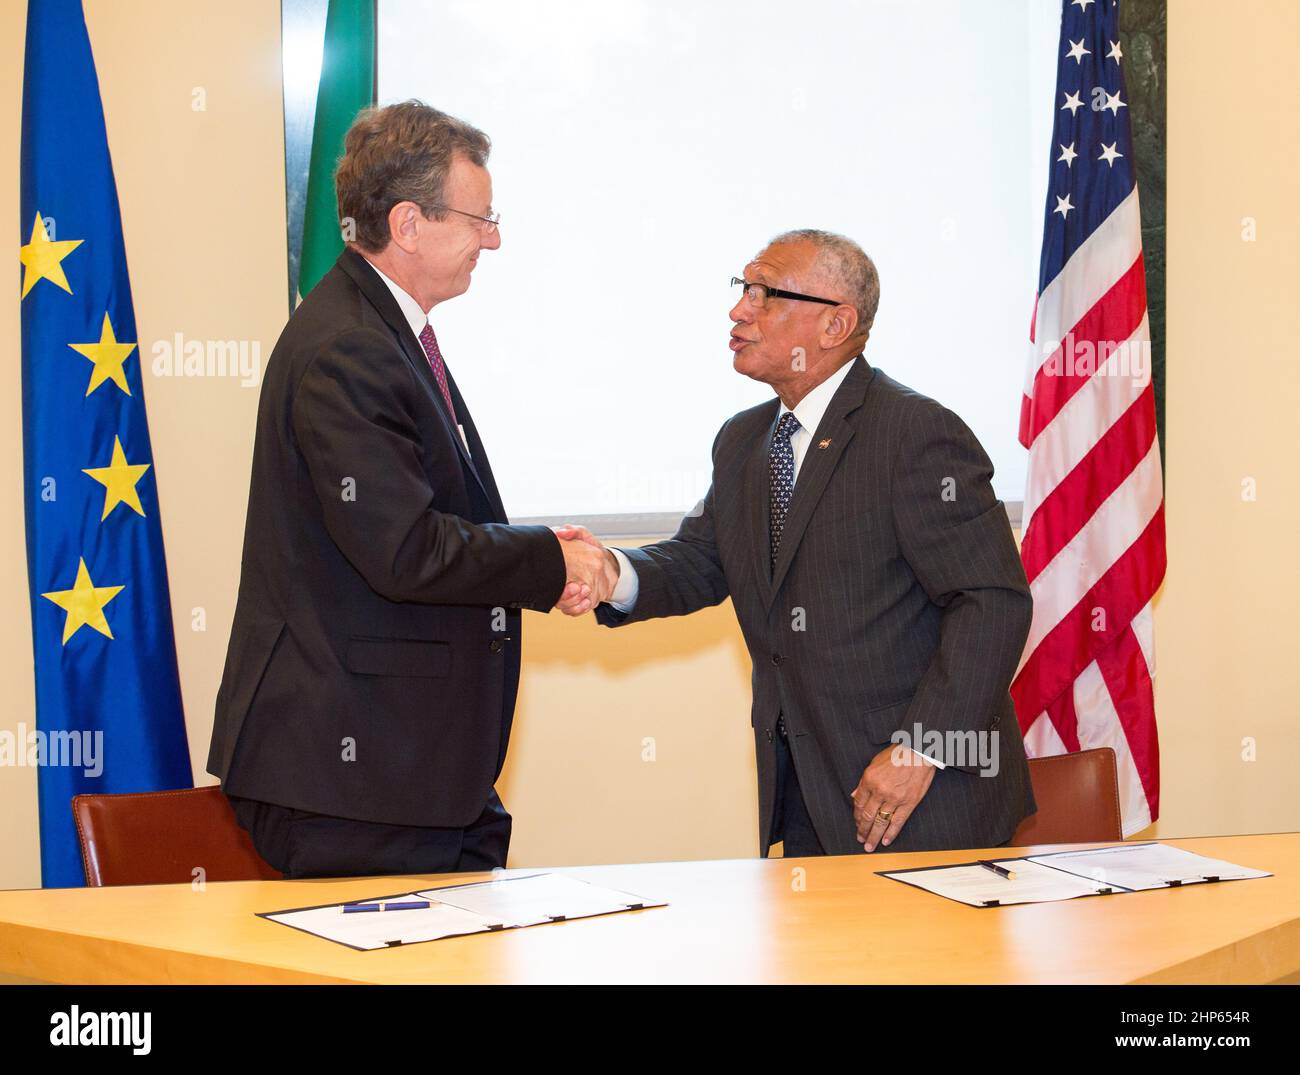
top-left (260, 871), bottom-right (666, 951)
top-left (879, 842), bottom-right (1271, 908)
top-left (880, 858), bottom-right (1115, 907)
top-left (1026, 842), bottom-right (1272, 892)
top-left (263, 897), bottom-right (495, 950)
top-left (414, 872), bottom-right (657, 928)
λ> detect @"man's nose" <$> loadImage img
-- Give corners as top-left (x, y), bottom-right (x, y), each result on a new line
top-left (729, 298), bottom-right (751, 324)
top-left (481, 227), bottom-right (501, 251)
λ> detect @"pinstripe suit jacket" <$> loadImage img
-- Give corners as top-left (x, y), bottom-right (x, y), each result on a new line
top-left (595, 357), bottom-right (1036, 855)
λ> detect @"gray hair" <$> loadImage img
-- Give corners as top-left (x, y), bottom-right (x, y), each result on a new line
top-left (335, 100), bottom-right (491, 253)
top-left (768, 228), bottom-right (880, 334)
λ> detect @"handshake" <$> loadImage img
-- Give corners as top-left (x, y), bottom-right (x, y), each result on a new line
top-left (552, 525), bottom-right (619, 617)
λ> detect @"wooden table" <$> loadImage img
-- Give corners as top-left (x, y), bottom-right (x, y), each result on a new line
top-left (0, 833), bottom-right (1296, 984)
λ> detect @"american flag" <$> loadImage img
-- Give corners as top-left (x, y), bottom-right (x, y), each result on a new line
top-left (1013, 0), bottom-right (1165, 836)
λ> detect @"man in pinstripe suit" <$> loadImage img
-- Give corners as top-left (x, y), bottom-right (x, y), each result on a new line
top-left (558, 230), bottom-right (1035, 856)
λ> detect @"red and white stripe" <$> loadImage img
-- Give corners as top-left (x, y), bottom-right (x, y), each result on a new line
top-left (1013, 186), bottom-right (1166, 837)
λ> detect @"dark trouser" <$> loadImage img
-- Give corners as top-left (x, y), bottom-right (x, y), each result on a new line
top-left (770, 723), bottom-right (1018, 855)
top-left (770, 721), bottom-right (826, 857)
top-left (226, 790), bottom-right (511, 879)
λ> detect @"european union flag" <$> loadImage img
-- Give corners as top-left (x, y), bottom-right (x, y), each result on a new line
top-left (20, 0), bottom-right (191, 887)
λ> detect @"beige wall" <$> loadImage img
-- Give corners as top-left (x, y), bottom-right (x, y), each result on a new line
top-left (1152, 1), bottom-right (1300, 839)
top-left (1, 0), bottom-right (1296, 889)
top-left (0, 1), bottom-right (33, 890)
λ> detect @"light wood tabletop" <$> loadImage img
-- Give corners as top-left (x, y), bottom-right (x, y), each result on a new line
top-left (0, 832), bottom-right (1296, 984)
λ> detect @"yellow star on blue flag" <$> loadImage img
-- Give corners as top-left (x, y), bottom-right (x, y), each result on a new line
top-left (69, 312), bottom-right (135, 396)
top-left (40, 557), bottom-right (124, 644)
top-left (19, 211), bottom-right (82, 298)
top-left (83, 435), bottom-right (150, 520)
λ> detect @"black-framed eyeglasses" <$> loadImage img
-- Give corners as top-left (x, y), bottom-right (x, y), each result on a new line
top-left (430, 205), bottom-right (501, 234)
top-left (730, 277), bottom-right (841, 309)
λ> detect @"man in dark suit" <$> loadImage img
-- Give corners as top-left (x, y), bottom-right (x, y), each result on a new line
top-left (207, 102), bottom-right (611, 879)
top-left (558, 230), bottom-right (1035, 856)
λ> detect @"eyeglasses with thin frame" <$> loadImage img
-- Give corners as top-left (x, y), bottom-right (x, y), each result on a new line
top-left (730, 276), bottom-right (842, 309)
top-left (430, 204), bottom-right (501, 234)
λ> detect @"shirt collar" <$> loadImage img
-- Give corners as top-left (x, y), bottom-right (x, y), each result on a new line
top-left (779, 357), bottom-right (858, 436)
top-left (362, 256), bottom-right (429, 340)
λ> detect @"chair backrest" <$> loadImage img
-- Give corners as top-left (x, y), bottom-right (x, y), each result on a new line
top-left (72, 785), bottom-right (282, 887)
top-left (1010, 747), bottom-right (1123, 846)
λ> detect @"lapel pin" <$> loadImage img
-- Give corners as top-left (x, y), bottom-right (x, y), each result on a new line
top-left (817, 438), bottom-right (832, 450)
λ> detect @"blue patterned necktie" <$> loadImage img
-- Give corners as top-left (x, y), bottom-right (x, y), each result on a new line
top-left (768, 411), bottom-right (802, 570)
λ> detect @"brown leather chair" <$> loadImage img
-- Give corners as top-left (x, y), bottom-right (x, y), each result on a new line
top-left (1010, 747), bottom-right (1123, 846)
top-left (72, 785), bottom-right (282, 887)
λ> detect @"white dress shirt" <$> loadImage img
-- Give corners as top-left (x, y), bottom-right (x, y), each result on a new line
top-left (604, 358), bottom-right (943, 768)
top-left (365, 257), bottom-right (429, 340)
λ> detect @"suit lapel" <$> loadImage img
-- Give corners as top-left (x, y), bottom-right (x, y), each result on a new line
top-left (746, 404), bottom-right (780, 610)
top-left (337, 249), bottom-right (493, 502)
top-left (767, 357), bottom-right (876, 603)
top-left (446, 368), bottom-right (509, 522)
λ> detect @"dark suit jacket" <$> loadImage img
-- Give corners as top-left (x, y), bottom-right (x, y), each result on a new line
top-left (596, 357), bottom-right (1036, 854)
top-left (206, 248), bottom-right (566, 828)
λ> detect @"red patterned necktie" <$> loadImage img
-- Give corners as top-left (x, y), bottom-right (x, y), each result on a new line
top-left (417, 322), bottom-right (458, 425)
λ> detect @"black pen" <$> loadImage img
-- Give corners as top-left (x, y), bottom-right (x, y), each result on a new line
top-left (977, 860), bottom-right (1017, 881)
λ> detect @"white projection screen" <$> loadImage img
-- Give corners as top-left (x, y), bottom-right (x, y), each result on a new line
top-left (378, 0), bottom-right (1062, 528)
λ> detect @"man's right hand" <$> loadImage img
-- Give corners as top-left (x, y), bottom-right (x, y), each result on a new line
top-left (553, 525), bottom-right (619, 615)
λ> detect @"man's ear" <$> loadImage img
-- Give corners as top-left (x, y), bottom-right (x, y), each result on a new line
top-left (821, 304), bottom-right (860, 348)
top-left (387, 201), bottom-right (422, 254)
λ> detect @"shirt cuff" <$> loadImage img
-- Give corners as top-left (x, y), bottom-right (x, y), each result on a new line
top-left (607, 547), bottom-right (639, 612)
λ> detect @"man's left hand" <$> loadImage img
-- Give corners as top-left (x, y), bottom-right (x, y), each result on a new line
top-left (850, 745), bottom-right (938, 851)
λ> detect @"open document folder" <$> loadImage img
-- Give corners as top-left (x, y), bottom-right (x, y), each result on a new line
top-left (878, 842), bottom-right (1271, 908)
top-left (260, 872), bottom-right (667, 951)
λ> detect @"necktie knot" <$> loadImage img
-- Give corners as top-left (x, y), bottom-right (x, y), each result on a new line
top-left (776, 412), bottom-right (802, 439)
